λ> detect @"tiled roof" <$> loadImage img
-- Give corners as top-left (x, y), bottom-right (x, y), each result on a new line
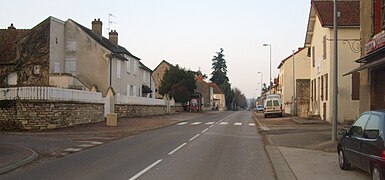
top-left (71, 19), bottom-right (141, 60)
top-left (313, 0), bottom-right (360, 27)
top-left (208, 83), bottom-right (223, 94)
top-left (0, 28), bottom-right (30, 63)
top-left (139, 61), bottom-right (152, 72)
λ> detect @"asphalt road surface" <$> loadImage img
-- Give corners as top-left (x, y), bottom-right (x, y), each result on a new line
top-left (3, 111), bottom-right (275, 180)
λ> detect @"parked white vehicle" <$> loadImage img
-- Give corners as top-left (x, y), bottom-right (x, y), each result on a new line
top-left (263, 97), bottom-right (283, 118)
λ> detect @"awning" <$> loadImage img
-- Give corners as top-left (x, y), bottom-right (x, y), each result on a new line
top-left (343, 57), bottom-right (385, 76)
top-left (142, 85), bottom-right (152, 93)
top-left (356, 45), bottom-right (385, 63)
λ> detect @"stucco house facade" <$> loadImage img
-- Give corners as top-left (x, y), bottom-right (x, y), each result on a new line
top-left (278, 48), bottom-right (310, 116)
top-left (305, 0), bottom-right (360, 123)
top-left (0, 17), bottom-right (154, 98)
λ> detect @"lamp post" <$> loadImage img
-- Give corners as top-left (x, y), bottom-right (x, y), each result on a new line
top-left (263, 44), bottom-right (272, 94)
top-left (257, 72), bottom-right (263, 96)
top-left (332, 0), bottom-right (338, 142)
top-left (292, 50), bottom-right (296, 116)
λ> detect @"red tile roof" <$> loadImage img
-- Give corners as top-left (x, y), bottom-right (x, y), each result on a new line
top-left (208, 83), bottom-right (223, 94)
top-left (0, 25), bottom-right (30, 63)
top-left (313, 0), bottom-right (360, 27)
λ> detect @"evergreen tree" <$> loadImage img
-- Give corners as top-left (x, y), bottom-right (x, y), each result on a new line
top-left (210, 48), bottom-right (233, 109)
top-left (159, 65), bottom-right (196, 103)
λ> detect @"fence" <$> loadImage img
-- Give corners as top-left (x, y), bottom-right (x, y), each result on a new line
top-left (0, 87), bottom-right (103, 103)
top-left (115, 94), bottom-right (175, 106)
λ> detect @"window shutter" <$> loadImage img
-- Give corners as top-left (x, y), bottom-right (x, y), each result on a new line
top-left (117, 60), bottom-right (121, 78)
top-left (325, 74), bottom-right (328, 101)
top-left (352, 72), bottom-right (360, 100)
top-left (126, 58), bottom-right (131, 73)
top-left (321, 75), bottom-right (324, 101)
top-left (127, 84), bottom-right (130, 96)
top-left (322, 36), bottom-right (326, 60)
top-left (312, 46), bottom-right (315, 67)
top-left (65, 58), bottom-right (76, 76)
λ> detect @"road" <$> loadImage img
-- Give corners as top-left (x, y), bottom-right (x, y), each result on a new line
top-left (3, 111), bottom-right (275, 180)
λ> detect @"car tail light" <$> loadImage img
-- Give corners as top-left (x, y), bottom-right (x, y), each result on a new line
top-left (382, 150), bottom-right (385, 160)
top-left (280, 105), bottom-right (282, 111)
top-left (264, 107), bottom-right (266, 112)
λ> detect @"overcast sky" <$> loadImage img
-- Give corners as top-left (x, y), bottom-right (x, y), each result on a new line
top-left (0, 0), bottom-right (310, 98)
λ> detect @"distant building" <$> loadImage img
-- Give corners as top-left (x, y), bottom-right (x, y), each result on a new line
top-left (152, 60), bottom-right (173, 99)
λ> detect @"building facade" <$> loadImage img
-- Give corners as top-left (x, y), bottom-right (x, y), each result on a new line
top-left (305, 0), bottom-right (361, 123)
top-left (278, 48), bottom-right (310, 115)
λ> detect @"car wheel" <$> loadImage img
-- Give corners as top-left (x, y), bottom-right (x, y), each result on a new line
top-left (372, 164), bottom-right (384, 180)
top-left (338, 149), bottom-right (351, 170)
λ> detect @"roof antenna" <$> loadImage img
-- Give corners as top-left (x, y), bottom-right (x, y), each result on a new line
top-left (106, 14), bottom-right (116, 33)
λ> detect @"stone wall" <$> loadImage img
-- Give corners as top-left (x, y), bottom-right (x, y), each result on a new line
top-left (0, 100), bottom-right (104, 131)
top-left (296, 79), bottom-right (310, 117)
top-left (115, 104), bottom-right (181, 118)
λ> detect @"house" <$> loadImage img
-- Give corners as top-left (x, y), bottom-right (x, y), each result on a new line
top-left (152, 60), bottom-right (173, 99)
top-left (208, 83), bottom-right (226, 111)
top-left (0, 17), bottom-right (154, 98)
top-left (195, 73), bottom-right (213, 111)
top-left (344, 0), bottom-right (385, 111)
top-left (277, 48), bottom-right (310, 116)
top-left (304, 0), bottom-right (360, 122)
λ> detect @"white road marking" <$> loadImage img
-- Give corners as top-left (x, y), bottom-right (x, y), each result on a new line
top-left (219, 122), bottom-right (228, 125)
top-left (177, 122), bottom-right (188, 125)
top-left (191, 122), bottom-right (201, 125)
top-left (64, 148), bottom-right (82, 152)
top-left (234, 122), bottom-right (242, 126)
top-left (78, 144), bottom-right (95, 148)
top-left (209, 124), bottom-right (215, 128)
top-left (249, 123), bottom-right (256, 126)
top-left (189, 134), bottom-right (200, 141)
top-left (76, 141), bottom-right (103, 145)
top-left (260, 126), bottom-right (270, 131)
top-left (129, 159), bottom-right (163, 180)
top-left (205, 122), bottom-right (215, 125)
top-left (201, 128), bottom-right (209, 133)
top-left (168, 143), bottom-right (187, 155)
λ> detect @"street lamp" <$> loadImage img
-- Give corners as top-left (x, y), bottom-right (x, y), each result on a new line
top-left (263, 43), bottom-right (272, 95)
top-left (292, 50), bottom-right (296, 116)
top-left (257, 72), bottom-right (263, 96)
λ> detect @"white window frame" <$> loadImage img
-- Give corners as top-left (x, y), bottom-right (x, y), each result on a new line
top-left (66, 41), bottom-right (76, 51)
top-left (126, 84), bottom-right (130, 96)
top-left (65, 57), bottom-right (76, 76)
top-left (54, 63), bottom-right (60, 73)
top-left (126, 58), bottom-right (131, 74)
top-left (116, 60), bottom-right (121, 79)
top-left (133, 60), bottom-right (137, 75)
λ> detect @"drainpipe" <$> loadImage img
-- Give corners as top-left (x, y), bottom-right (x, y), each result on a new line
top-left (109, 53), bottom-right (114, 87)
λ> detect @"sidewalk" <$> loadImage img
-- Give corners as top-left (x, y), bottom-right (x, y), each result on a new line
top-left (0, 112), bottom-right (210, 175)
top-left (253, 112), bottom-right (371, 180)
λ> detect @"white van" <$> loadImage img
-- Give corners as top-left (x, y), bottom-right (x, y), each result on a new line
top-left (263, 98), bottom-right (283, 118)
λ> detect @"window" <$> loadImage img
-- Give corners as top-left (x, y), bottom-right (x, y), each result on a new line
top-left (66, 41), bottom-right (76, 51)
top-left (266, 100), bottom-right (272, 107)
top-left (7, 73), bottom-right (17, 85)
top-left (314, 78), bottom-right (317, 102)
top-left (133, 60), bottom-right (137, 75)
top-left (321, 75), bottom-right (324, 101)
top-left (351, 72), bottom-right (360, 100)
top-left (54, 63), bottom-right (60, 73)
top-left (143, 71), bottom-right (147, 83)
top-left (65, 57), bottom-right (76, 76)
top-left (318, 77), bottom-right (321, 101)
top-left (325, 74), bottom-right (328, 101)
top-left (310, 80), bottom-right (313, 102)
top-left (322, 35), bottom-right (326, 60)
top-left (138, 86), bottom-right (141, 97)
top-left (364, 115), bottom-right (380, 139)
top-left (130, 85), bottom-right (134, 96)
top-left (116, 60), bottom-right (121, 79)
top-left (349, 114), bottom-right (370, 137)
top-left (133, 85), bottom-right (137, 96)
top-left (307, 47), bottom-right (311, 57)
top-left (126, 84), bottom-right (130, 96)
top-left (312, 46), bottom-right (315, 67)
top-left (273, 100), bottom-right (280, 106)
top-left (126, 58), bottom-right (131, 73)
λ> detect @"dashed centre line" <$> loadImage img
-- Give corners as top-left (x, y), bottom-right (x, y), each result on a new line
top-left (129, 159), bottom-right (163, 180)
top-left (205, 122), bottom-right (215, 125)
top-left (168, 143), bottom-right (187, 155)
top-left (234, 122), bottom-right (242, 126)
top-left (219, 122), bottom-right (229, 125)
top-left (189, 134), bottom-right (200, 141)
top-left (249, 123), bottom-right (256, 126)
top-left (191, 122), bottom-right (202, 125)
top-left (177, 122), bottom-right (188, 125)
top-left (201, 128), bottom-right (209, 133)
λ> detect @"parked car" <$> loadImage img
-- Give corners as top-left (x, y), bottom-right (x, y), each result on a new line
top-left (263, 98), bottom-right (282, 118)
top-left (337, 110), bottom-right (385, 179)
top-left (256, 105), bottom-right (264, 112)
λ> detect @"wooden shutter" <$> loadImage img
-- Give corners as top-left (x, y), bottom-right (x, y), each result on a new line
top-left (321, 75), bottom-right (324, 101)
top-left (312, 47), bottom-right (315, 67)
top-left (352, 72), bottom-right (360, 100)
top-left (323, 36), bottom-right (326, 60)
top-left (325, 74), bottom-right (328, 101)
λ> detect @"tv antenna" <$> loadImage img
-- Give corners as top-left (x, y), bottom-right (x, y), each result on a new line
top-left (106, 13), bottom-right (116, 32)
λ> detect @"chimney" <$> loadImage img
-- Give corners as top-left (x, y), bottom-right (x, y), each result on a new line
top-left (91, 18), bottom-right (102, 37)
top-left (8, 23), bottom-right (16, 30)
top-left (109, 30), bottom-right (118, 45)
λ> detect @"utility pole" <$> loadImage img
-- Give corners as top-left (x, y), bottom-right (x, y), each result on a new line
top-left (292, 50), bottom-right (296, 116)
top-left (332, 0), bottom-right (338, 142)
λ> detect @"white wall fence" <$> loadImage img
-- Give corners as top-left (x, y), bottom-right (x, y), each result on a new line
top-left (0, 87), bottom-right (103, 103)
top-left (115, 94), bottom-right (175, 106)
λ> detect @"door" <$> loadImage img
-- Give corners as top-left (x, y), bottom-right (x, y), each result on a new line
top-left (344, 113), bottom-right (370, 168)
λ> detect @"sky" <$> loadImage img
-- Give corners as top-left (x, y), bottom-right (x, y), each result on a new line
top-left (0, 0), bottom-right (310, 99)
